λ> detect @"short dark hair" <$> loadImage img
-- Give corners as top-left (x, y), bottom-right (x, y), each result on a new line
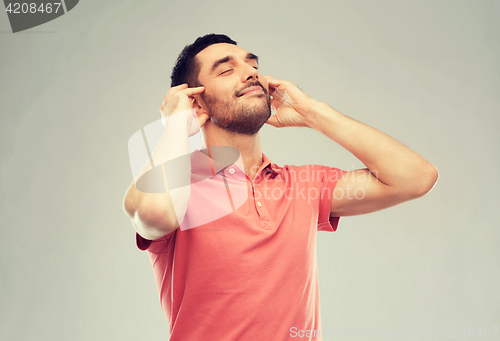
top-left (170, 34), bottom-right (237, 88)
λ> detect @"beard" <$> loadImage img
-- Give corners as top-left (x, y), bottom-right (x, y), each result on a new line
top-left (201, 83), bottom-right (271, 135)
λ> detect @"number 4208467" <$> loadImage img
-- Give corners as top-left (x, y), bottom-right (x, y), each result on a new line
top-left (443, 327), bottom-right (498, 338)
top-left (5, 3), bottom-right (62, 14)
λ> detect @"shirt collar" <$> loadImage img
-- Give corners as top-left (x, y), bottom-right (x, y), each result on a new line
top-left (260, 152), bottom-right (280, 176)
top-left (190, 148), bottom-right (279, 179)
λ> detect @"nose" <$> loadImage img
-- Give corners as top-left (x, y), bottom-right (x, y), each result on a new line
top-left (242, 63), bottom-right (259, 82)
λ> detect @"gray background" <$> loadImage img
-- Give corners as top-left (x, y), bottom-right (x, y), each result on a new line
top-left (1, 0), bottom-right (499, 340)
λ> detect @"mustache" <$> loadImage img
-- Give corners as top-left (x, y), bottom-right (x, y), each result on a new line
top-left (237, 81), bottom-right (268, 97)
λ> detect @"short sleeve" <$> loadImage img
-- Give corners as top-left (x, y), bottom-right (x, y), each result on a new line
top-left (135, 230), bottom-right (176, 254)
top-left (317, 166), bottom-right (347, 232)
top-left (136, 232), bottom-right (152, 250)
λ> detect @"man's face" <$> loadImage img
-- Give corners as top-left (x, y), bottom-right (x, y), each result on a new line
top-left (195, 43), bottom-right (271, 135)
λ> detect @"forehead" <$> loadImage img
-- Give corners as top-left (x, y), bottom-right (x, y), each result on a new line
top-left (196, 43), bottom-right (251, 73)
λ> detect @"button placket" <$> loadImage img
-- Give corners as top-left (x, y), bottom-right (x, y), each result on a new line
top-left (253, 165), bottom-right (273, 230)
top-left (251, 182), bottom-right (262, 215)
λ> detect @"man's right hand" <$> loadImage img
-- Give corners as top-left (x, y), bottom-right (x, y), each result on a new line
top-left (123, 84), bottom-right (208, 240)
top-left (159, 84), bottom-right (210, 134)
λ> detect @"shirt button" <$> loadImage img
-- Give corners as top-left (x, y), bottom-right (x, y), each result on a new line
top-left (257, 201), bottom-right (262, 207)
top-left (229, 168), bottom-right (235, 174)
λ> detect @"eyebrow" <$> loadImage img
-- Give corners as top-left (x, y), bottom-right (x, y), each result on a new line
top-left (210, 53), bottom-right (259, 73)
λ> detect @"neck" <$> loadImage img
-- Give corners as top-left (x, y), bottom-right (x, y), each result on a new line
top-left (201, 120), bottom-right (263, 180)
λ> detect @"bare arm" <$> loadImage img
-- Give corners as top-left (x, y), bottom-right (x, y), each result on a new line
top-left (123, 183), bottom-right (180, 240)
top-left (123, 84), bottom-right (208, 240)
top-left (264, 76), bottom-right (438, 217)
top-left (308, 101), bottom-right (438, 216)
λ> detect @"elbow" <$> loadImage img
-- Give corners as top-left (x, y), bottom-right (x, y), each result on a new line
top-left (136, 201), bottom-right (179, 236)
top-left (122, 186), bottom-right (179, 240)
top-left (410, 164), bottom-right (439, 198)
top-left (123, 189), bottom-right (137, 219)
top-left (126, 204), bottom-right (178, 241)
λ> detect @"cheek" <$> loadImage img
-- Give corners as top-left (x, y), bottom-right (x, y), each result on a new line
top-left (203, 86), bottom-right (222, 102)
top-left (209, 82), bottom-right (236, 99)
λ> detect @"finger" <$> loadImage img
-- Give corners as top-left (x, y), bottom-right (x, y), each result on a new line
top-left (183, 86), bottom-right (205, 97)
top-left (267, 82), bottom-right (280, 95)
top-left (174, 83), bottom-right (189, 89)
top-left (265, 76), bottom-right (283, 87)
top-left (159, 105), bottom-right (167, 117)
top-left (270, 97), bottom-right (284, 111)
top-left (168, 83), bottom-right (189, 94)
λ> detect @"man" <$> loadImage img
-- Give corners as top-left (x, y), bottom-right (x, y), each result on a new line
top-left (123, 34), bottom-right (438, 340)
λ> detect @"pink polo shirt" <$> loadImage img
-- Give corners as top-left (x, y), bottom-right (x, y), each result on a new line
top-left (136, 150), bottom-right (346, 340)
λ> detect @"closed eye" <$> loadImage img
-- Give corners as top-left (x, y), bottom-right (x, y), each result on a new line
top-left (219, 66), bottom-right (257, 75)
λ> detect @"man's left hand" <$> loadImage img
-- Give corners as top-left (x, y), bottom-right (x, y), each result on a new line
top-left (264, 76), bottom-right (319, 128)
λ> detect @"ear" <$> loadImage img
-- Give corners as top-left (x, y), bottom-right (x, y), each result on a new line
top-left (193, 95), bottom-right (208, 116)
